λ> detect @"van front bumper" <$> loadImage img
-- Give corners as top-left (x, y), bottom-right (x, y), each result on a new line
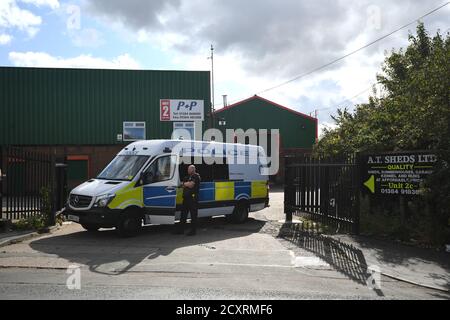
top-left (64, 205), bottom-right (120, 227)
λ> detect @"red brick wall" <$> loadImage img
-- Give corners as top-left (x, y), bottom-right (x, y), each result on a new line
top-left (17, 145), bottom-right (312, 186)
top-left (19, 145), bottom-right (124, 187)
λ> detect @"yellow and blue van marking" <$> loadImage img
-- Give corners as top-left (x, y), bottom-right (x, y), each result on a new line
top-left (144, 186), bottom-right (177, 207)
top-left (199, 182), bottom-right (215, 202)
top-left (108, 184), bottom-right (143, 210)
top-left (215, 181), bottom-right (234, 201)
top-left (143, 181), bottom-right (267, 208)
top-left (198, 181), bottom-right (253, 203)
top-left (234, 181), bottom-right (251, 200)
top-left (251, 181), bottom-right (268, 198)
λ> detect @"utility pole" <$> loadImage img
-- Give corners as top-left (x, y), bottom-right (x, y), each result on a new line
top-left (210, 44), bottom-right (215, 129)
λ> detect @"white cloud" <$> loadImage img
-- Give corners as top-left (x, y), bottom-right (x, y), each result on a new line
top-left (0, 0), bottom-right (59, 40)
top-left (0, 33), bottom-right (12, 44)
top-left (172, 39), bottom-right (378, 108)
top-left (0, 0), bottom-right (42, 37)
top-left (8, 51), bottom-right (141, 69)
top-left (83, 0), bottom-right (448, 131)
top-left (84, 0), bottom-right (449, 77)
top-left (20, 0), bottom-right (59, 9)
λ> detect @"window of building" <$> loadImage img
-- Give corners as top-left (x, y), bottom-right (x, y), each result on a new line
top-left (172, 122), bottom-right (195, 140)
top-left (123, 122), bottom-right (146, 141)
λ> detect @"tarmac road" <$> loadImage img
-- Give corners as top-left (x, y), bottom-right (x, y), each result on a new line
top-left (0, 191), bottom-right (447, 300)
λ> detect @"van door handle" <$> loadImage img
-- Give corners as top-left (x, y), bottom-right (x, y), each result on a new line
top-left (165, 186), bottom-right (176, 193)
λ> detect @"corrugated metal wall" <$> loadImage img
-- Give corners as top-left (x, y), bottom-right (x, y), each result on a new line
top-left (0, 67), bottom-right (211, 145)
top-left (214, 96), bottom-right (317, 149)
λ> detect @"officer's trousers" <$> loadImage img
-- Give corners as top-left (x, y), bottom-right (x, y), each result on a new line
top-left (179, 196), bottom-right (198, 231)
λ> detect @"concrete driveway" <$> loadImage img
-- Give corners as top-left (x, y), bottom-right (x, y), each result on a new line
top-left (0, 190), bottom-right (447, 299)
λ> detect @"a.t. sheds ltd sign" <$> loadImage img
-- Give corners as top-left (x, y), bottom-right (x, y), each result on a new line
top-left (361, 151), bottom-right (437, 196)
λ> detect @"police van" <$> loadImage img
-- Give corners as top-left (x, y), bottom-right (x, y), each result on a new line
top-left (65, 140), bottom-right (269, 236)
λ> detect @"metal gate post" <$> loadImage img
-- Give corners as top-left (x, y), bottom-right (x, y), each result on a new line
top-left (49, 153), bottom-right (56, 226)
top-left (0, 146), bottom-right (3, 219)
top-left (353, 153), bottom-right (361, 234)
top-left (284, 156), bottom-right (293, 223)
top-left (54, 162), bottom-right (68, 214)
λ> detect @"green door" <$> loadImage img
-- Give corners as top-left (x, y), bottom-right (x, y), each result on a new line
top-left (67, 159), bottom-right (88, 190)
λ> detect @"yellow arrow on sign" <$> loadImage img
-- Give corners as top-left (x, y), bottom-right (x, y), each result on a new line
top-left (364, 175), bottom-right (375, 193)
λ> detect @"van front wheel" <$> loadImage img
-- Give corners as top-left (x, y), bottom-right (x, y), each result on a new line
top-left (116, 209), bottom-right (142, 237)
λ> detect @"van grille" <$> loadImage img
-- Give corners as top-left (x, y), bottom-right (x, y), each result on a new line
top-left (69, 194), bottom-right (93, 208)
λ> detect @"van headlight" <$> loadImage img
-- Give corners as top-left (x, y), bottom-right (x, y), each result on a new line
top-left (94, 194), bottom-right (116, 207)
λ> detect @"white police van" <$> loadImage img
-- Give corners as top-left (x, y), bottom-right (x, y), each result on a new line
top-left (65, 140), bottom-right (269, 236)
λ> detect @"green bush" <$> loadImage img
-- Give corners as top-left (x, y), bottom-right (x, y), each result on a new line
top-left (13, 215), bottom-right (47, 231)
top-left (12, 186), bottom-right (55, 232)
top-left (359, 194), bottom-right (449, 247)
top-left (40, 186), bottom-right (53, 226)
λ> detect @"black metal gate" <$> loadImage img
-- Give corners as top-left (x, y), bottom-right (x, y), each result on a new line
top-left (284, 154), bottom-right (360, 234)
top-left (0, 146), bottom-right (67, 223)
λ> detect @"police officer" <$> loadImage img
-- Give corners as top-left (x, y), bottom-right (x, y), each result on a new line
top-left (176, 165), bottom-right (201, 236)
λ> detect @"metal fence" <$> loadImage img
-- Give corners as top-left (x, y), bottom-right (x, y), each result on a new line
top-left (0, 146), bottom-right (66, 222)
top-left (284, 154), bottom-right (360, 234)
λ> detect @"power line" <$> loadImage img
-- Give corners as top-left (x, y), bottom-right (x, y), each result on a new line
top-left (255, 2), bottom-right (449, 95)
top-left (315, 84), bottom-right (375, 113)
top-left (215, 2), bottom-right (449, 108)
top-left (310, 83), bottom-right (381, 119)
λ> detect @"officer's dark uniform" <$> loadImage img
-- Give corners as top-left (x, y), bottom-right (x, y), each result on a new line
top-left (178, 172), bottom-right (201, 235)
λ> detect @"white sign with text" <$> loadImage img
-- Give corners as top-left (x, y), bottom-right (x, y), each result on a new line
top-left (160, 99), bottom-right (204, 121)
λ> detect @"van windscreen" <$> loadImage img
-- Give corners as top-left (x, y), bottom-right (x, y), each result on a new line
top-left (97, 155), bottom-right (149, 181)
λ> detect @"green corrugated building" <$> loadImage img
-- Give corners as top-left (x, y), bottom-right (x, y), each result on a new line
top-left (0, 66), bottom-right (211, 188)
top-left (0, 67), bottom-right (317, 186)
top-left (213, 95), bottom-right (318, 182)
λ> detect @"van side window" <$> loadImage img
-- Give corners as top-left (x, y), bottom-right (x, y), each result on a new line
top-left (143, 155), bottom-right (176, 184)
top-left (178, 157), bottom-right (229, 182)
top-left (179, 157), bottom-right (212, 182)
top-left (212, 157), bottom-right (229, 181)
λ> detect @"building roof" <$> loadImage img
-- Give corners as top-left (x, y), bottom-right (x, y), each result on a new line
top-left (213, 95), bottom-right (317, 122)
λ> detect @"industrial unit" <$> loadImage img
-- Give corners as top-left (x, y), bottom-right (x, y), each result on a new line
top-left (213, 95), bottom-right (318, 182)
top-left (0, 67), bottom-right (317, 188)
top-left (0, 66), bottom-right (211, 189)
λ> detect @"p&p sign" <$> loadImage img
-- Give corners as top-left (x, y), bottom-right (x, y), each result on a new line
top-left (160, 99), bottom-right (204, 121)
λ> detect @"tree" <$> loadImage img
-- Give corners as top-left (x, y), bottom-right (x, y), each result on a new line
top-left (315, 23), bottom-right (450, 245)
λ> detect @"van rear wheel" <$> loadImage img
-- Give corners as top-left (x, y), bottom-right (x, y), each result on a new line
top-left (227, 202), bottom-right (249, 224)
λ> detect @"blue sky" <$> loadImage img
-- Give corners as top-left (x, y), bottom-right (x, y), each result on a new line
top-left (0, 1), bottom-right (176, 68)
top-left (1, 0), bottom-right (449, 136)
